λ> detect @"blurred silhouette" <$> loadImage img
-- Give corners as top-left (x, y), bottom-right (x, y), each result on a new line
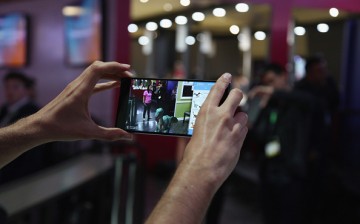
top-left (0, 72), bottom-right (46, 184)
top-left (249, 63), bottom-right (315, 224)
top-left (295, 55), bottom-right (340, 223)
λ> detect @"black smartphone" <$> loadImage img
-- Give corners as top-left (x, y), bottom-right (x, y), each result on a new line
top-left (116, 78), bottom-right (230, 137)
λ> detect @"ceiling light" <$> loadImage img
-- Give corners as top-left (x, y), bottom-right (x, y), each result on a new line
top-left (128, 24), bottom-right (138, 33)
top-left (213, 8), bottom-right (226, 17)
top-left (235, 3), bottom-right (249, 12)
top-left (146, 22), bottom-right (158, 31)
top-left (62, 6), bottom-right (84, 16)
top-left (317, 23), bottom-right (329, 33)
top-left (329, 8), bottom-right (339, 17)
top-left (192, 12), bottom-right (205, 22)
top-left (185, 36), bottom-right (196, 45)
top-left (140, 0), bottom-right (149, 3)
top-left (138, 36), bottom-right (149, 46)
top-left (160, 19), bottom-right (172, 28)
top-left (163, 3), bottom-right (173, 12)
top-left (294, 26), bottom-right (306, 36)
top-left (230, 25), bottom-right (240, 35)
top-left (175, 16), bottom-right (188, 25)
top-left (180, 0), bottom-right (190, 7)
top-left (254, 31), bottom-right (266, 40)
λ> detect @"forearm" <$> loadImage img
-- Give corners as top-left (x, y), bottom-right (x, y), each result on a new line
top-left (146, 163), bottom-right (218, 224)
top-left (0, 115), bottom-right (47, 168)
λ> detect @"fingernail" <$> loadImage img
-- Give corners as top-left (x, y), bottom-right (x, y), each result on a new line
top-left (123, 63), bottom-right (131, 68)
top-left (223, 73), bottom-right (232, 83)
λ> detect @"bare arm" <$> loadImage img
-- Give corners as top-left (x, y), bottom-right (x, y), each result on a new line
top-left (146, 73), bottom-right (248, 223)
top-left (0, 61), bottom-right (133, 168)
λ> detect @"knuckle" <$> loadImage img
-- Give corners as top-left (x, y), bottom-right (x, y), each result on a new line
top-left (221, 113), bottom-right (232, 124)
top-left (90, 61), bottom-right (104, 72)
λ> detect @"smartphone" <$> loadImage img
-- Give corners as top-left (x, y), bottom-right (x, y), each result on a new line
top-left (116, 78), bottom-right (230, 137)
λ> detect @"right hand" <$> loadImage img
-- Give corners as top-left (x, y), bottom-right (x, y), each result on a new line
top-left (181, 73), bottom-right (248, 190)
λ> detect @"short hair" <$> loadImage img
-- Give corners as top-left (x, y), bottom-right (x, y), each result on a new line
top-left (3, 72), bottom-right (35, 89)
top-left (305, 55), bottom-right (326, 73)
top-left (261, 63), bottom-right (286, 78)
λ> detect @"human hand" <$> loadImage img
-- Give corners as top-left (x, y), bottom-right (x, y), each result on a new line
top-left (32, 61), bottom-right (134, 142)
top-left (181, 73), bottom-right (248, 191)
top-left (248, 85), bottom-right (274, 108)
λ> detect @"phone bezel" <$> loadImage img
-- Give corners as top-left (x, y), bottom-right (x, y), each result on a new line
top-left (116, 77), bottom-right (230, 137)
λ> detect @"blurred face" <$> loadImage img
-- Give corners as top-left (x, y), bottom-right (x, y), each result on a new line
top-left (4, 79), bottom-right (29, 105)
top-left (308, 62), bottom-right (327, 82)
top-left (262, 71), bottom-right (287, 90)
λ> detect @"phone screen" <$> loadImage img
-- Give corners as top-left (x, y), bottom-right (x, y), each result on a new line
top-left (116, 78), bottom-right (229, 137)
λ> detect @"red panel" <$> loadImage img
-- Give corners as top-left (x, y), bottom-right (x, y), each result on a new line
top-left (269, 1), bottom-right (292, 67)
top-left (113, 0), bottom-right (177, 169)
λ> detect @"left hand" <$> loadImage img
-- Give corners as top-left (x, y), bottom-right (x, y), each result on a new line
top-left (33, 61), bottom-right (134, 142)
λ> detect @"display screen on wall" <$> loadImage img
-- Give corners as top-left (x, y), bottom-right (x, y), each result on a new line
top-left (64, 0), bottom-right (103, 66)
top-left (0, 13), bottom-right (27, 68)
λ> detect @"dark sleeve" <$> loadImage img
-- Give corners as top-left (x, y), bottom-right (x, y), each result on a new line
top-left (271, 90), bottom-right (316, 107)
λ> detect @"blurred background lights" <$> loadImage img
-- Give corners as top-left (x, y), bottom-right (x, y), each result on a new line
top-left (213, 8), bottom-right (226, 17)
top-left (192, 12), bottom-right (205, 22)
top-left (163, 3), bottom-right (173, 12)
top-left (329, 8), bottom-right (339, 17)
top-left (235, 3), bottom-right (249, 12)
top-left (230, 25), bottom-right (240, 35)
top-left (254, 31), bottom-right (266, 40)
top-left (138, 36), bottom-right (150, 45)
top-left (160, 19), bottom-right (172, 28)
top-left (317, 23), bottom-right (329, 33)
top-left (62, 6), bottom-right (84, 16)
top-left (175, 15), bottom-right (188, 25)
top-left (180, 0), bottom-right (190, 7)
top-left (128, 23), bottom-right (138, 33)
top-left (294, 26), bottom-right (306, 36)
top-left (146, 21), bottom-right (158, 31)
top-left (140, 0), bottom-right (149, 3)
top-left (185, 36), bottom-right (196, 45)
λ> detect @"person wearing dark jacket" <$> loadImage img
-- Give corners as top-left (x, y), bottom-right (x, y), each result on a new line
top-left (0, 72), bottom-right (45, 184)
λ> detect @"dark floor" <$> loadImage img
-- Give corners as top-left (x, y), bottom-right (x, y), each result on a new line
top-left (144, 169), bottom-right (263, 224)
top-left (129, 106), bottom-right (190, 134)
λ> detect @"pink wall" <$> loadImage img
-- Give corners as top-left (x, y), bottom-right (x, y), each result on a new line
top-left (0, 0), bottom-right (118, 126)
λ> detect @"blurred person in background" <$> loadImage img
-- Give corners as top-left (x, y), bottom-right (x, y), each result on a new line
top-left (249, 63), bottom-right (315, 224)
top-left (0, 72), bottom-right (38, 127)
top-left (295, 55), bottom-right (340, 223)
top-left (0, 72), bottom-right (46, 184)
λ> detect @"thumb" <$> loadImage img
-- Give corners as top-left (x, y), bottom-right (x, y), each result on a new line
top-left (95, 126), bottom-right (133, 141)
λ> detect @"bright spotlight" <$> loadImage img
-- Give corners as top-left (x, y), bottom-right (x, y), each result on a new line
top-left (317, 23), bottom-right (329, 33)
top-left (185, 36), bottom-right (196, 45)
top-left (128, 24), bottom-right (138, 33)
top-left (160, 19), bottom-right (172, 28)
top-left (294, 26), bottom-right (306, 36)
top-left (235, 3), bottom-right (249, 12)
top-left (213, 8), bottom-right (226, 17)
top-left (180, 0), bottom-right (190, 7)
top-left (138, 36), bottom-right (150, 46)
top-left (175, 16), bottom-right (188, 25)
top-left (230, 25), bottom-right (240, 35)
top-left (329, 8), bottom-right (339, 17)
top-left (192, 12), bottom-right (205, 22)
top-left (254, 31), bottom-right (266, 40)
top-left (146, 22), bottom-right (158, 31)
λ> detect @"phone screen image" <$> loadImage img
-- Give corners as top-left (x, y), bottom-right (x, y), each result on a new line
top-left (116, 78), bottom-right (227, 137)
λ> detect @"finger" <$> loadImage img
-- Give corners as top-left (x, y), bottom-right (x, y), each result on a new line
top-left (234, 112), bottom-right (248, 127)
top-left (95, 126), bottom-right (134, 141)
top-left (222, 88), bottom-right (243, 115)
top-left (203, 73), bottom-right (232, 107)
top-left (102, 71), bottom-right (134, 81)
top-left (93, 81), bottom-right (120, 94)
top-left (86, 61), bottom-right (132, 84)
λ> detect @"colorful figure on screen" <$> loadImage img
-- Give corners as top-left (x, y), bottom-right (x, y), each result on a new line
top-left (155, 108), bottom-right (178, 133)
